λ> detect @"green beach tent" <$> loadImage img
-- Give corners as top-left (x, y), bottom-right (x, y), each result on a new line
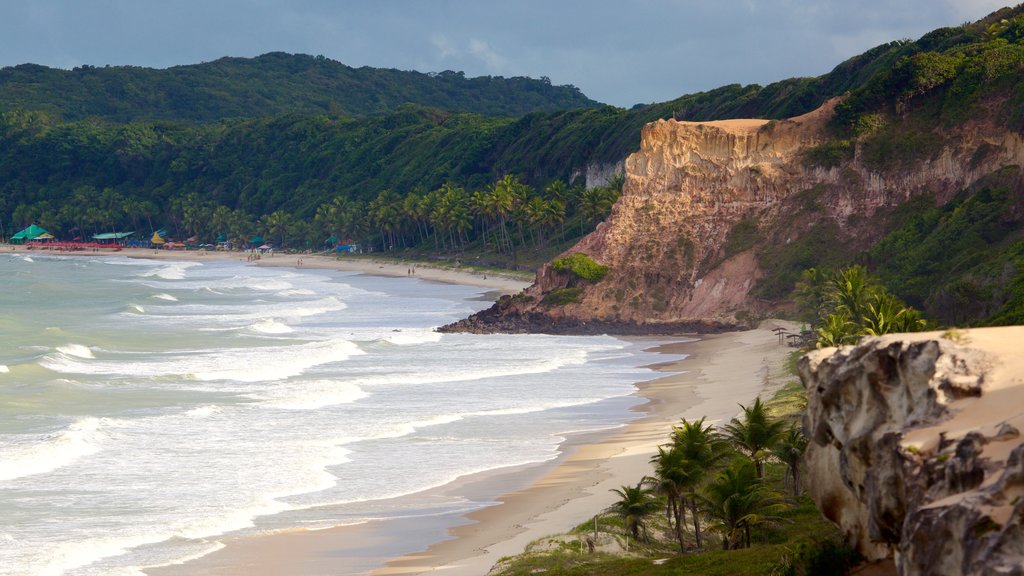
top-left (11, 224), bottom-right (50, 243)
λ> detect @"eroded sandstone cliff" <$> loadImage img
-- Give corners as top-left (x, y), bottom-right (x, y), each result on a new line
top-left (442, 97), bottom-right (1024, 334)
top-left (800, 328), bottom-right (1024, 576)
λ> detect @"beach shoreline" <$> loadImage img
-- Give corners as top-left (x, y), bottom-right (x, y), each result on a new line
top-left (5, 245), bottom-right (795, 575)
top-left (148, 324), bottom-right (793, 576)
top-left (4, 244), bottom-right (533, 296)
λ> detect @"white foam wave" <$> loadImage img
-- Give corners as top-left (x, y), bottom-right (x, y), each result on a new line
top-left (17, 254), bottom-right (34, 262)
top-left (137, 296), bottom-right (346, 324)
top-left (0, 365), bottom-right (8, 374)
top-left (258, 381), bottom-right (369, 410)
top-left (56, 343), bottom-right (94, 359)
top-left (193, 339), bottom-right (363, 382)
top-left (151, 293), bottom-right (178, 302)
top-left (277, 288), bottom-right (315, 297)
top-left (380, 329), bottom-right (443, 346)
top-left (184, 405), bottom-right (223, 418)
top-left (0, 417), bottom-right (106, 482)
top-left (139, 541), bottom-right (226, 572)
top-left (248, 318), bottom-right (294, 335)
top-left (129, 304), bottom-right (146, 314)
top-left (139, 262), bottom-right (199, 280)
top-left (42, 338), bottom-right (364, 382)
top-left (37, 532), bottom-right (167, 576)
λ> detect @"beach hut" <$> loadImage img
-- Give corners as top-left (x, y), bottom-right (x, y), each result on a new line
top-left (11, 224), bottom-right (50, 244)
top-left (92, 232), bottom-right (135, 244)
top-left (150, 231), bottom-right (166, 245)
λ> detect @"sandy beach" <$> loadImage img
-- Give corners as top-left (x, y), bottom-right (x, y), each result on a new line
top-left (6, 244), bottom-right (533, 296)
top-left (7, 244), bottom-right (794, 575)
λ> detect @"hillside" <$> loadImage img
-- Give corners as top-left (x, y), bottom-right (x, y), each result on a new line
top-left (0, 52), bottom-right (600, 122)
top-left (0, 34), bottom-right (949, 239)
top-left (4, 7), bottom-right (1024, 330)
top-left (445, 5), bottom-right (1024, 332)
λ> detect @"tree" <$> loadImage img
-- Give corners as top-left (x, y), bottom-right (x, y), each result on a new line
top-left (608, 481), bottom-right (661, 544)
top-left (701, 460), bottom-right (788, 549)
top-left (810, 265), bottom-right (928, 348)
top-left (672, 417), bottom-right (729, 549)
top-left (772, 425), bottom-right (809, 498)
top-left (646, 446), bottom-right (689, 552)
top-left (723, 397), bottom-right (786, 478)
top-left (260, 210), bottom-right (292, 248)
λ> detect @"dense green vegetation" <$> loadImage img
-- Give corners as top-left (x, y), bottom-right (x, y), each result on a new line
top-left (867, 177), bottom-right (1024, 327)
top-left (795, 266), bottom-right (928, 347)
top-left (0, 53), bottom-right (600, 122)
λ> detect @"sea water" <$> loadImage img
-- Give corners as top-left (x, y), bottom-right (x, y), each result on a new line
top-left (0, 253), bottom-right (670, 576)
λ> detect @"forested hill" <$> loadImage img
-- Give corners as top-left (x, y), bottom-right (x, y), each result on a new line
top-left (0, 52), bottom-right (601, 122)
top-left (3, 4), bottom-right (1024, 327)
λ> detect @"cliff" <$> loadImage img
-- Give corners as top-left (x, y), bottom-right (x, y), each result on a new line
top-left (442, 94), bottom-right (1024, 334)
top-left (800, 327), bottom-right (1024, 576)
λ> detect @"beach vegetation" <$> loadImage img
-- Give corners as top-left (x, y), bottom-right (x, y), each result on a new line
top-left (608, 482), bottom-right (661, 543)
top-left (490, 375), bottom-right (853, 576)
top-left (794, 265), bottom-right (928, 348)
top-left (722, 398), bottom-right (788, 478)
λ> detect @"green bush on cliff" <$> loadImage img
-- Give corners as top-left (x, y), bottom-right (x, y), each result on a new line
top-left (541, 287), bottom-right (582, 306)
top-left (802, 139), bottom-right (854, 168)
top-left (552, 253), bottom-right (609, 283)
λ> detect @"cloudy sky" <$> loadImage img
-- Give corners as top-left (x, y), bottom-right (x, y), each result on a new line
top-left (0, 0), bottom-right (1014, 107)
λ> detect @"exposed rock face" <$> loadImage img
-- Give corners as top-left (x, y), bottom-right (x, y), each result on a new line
top-left (800, 327), bottom-right (1024, 576)
top-left (445, 97), bottom-right (1024, 334)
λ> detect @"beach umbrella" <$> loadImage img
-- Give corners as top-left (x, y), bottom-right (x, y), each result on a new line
top-left (151, 231), bottom-right (166, 245)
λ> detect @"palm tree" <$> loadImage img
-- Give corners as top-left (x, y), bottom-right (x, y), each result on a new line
top-left (608, 481), bottom-right (661, 544)
top-left (646, 446), bottom-right (689, 552)
top-left (701, 460), bottom-right (788, 549)
top-left (723, 397), bottom-right (786, 478)
top-left (828, 265), bottom-right (877, 324)
top-left (260, 210), bottom-right (292, 248)
top-left (772, 425), bottom-right (809, 498)
top-left (673, 417), bottom-right (729, 549)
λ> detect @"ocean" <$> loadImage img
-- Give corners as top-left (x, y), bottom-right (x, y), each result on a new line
top-left (0, 253), bottom-right (671, 576)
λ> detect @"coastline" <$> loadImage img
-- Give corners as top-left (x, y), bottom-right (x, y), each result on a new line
top-left (149, 323), bottom-right (793, 576)
top-left (6, 245), bottom-right (795, 575)
top-left (3, 245), bottom-right (533, 296)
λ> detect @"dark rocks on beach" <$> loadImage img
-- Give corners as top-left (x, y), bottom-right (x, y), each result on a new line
top-left (437, 304), bottom-right (736, 336)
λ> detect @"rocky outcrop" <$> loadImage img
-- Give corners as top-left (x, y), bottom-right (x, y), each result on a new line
top-left (800, 327), bottom-right (1024, 576)
top-left (449, 96), bottom-right (1024, 334)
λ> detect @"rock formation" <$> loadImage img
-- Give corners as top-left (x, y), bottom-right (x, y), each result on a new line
top-left (442, 97), bottom-right (1024, 334)
top-left (800, 327), bottom-right (1024, 576)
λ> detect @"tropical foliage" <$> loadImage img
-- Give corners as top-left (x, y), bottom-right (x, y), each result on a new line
top-left (795, 265), bottom-right (928, 348)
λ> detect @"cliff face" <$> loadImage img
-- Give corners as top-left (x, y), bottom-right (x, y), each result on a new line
top-left (800, 328), bottom-right (1024, 576)
top-left (443, 97), bottom-right (1024, 334)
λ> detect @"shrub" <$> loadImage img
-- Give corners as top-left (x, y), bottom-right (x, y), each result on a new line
top-left (552, 252), bottom-right (609, 283)
top-left (541, 287), bottom-right (582, 306)
top-left (803, 140), bottom-right (854, 168)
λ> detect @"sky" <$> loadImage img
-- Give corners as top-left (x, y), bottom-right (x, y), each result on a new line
top-left (0, 0), bottom-right (1015, 107)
